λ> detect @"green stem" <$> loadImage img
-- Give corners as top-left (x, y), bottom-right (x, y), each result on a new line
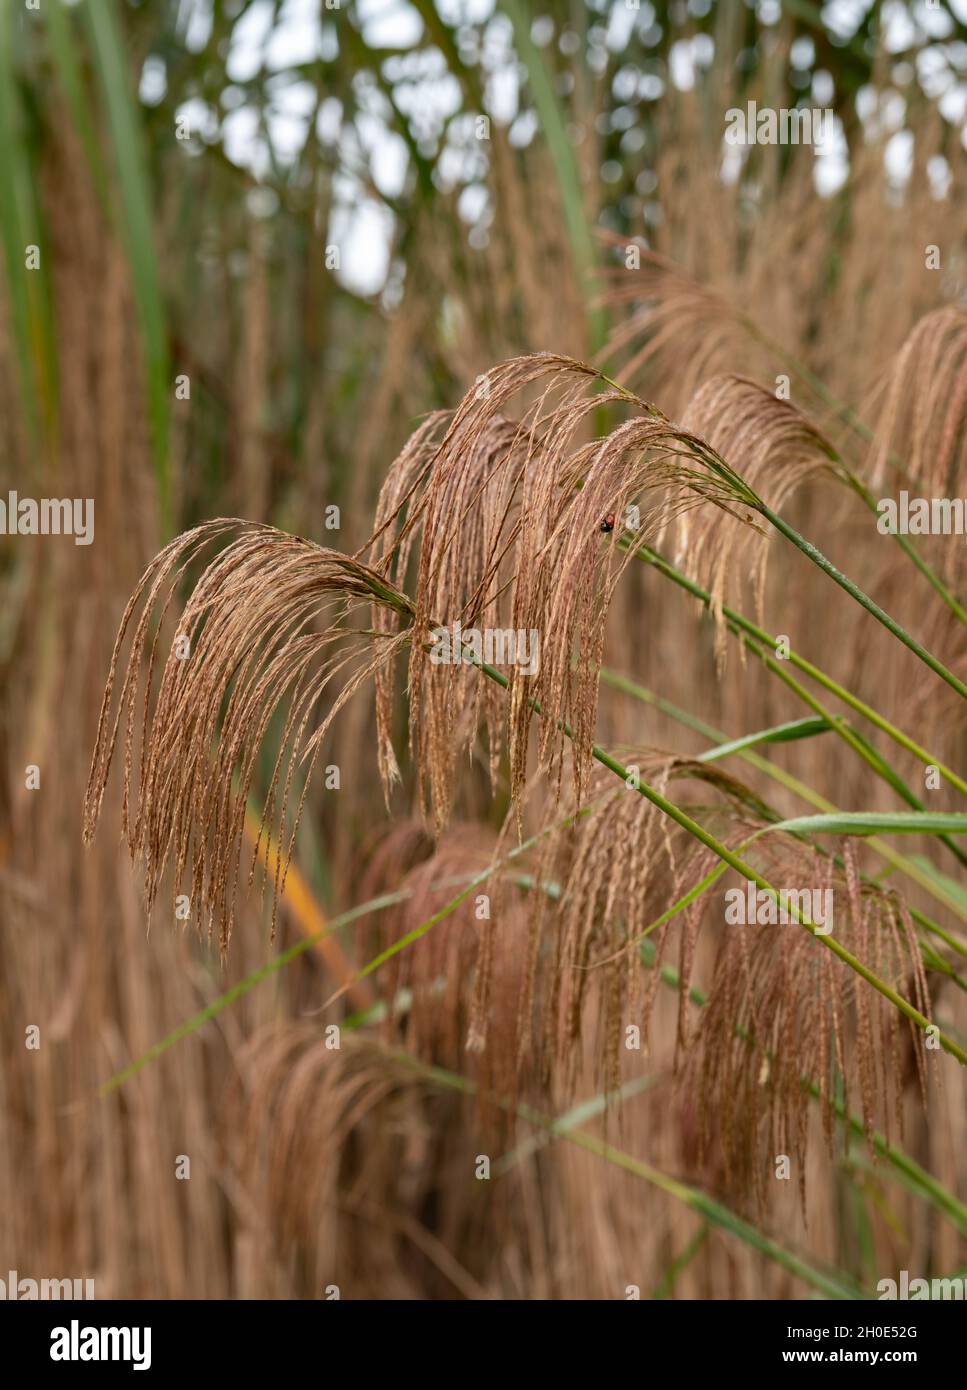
top-left (631, 540), bottom-right (967, 800)
top-left (499, 0), bottom-right (606, 353)
top-left (760, 504), bottom-right (967, 704)
top-left (97, 888), bottom-right (413, 1096)
top-left (844, 474), bottom-right (967, 629)
top-left (736, 625), bottom-right (967, 872)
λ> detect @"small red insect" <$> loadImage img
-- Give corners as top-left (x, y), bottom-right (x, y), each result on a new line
top-left (599, 513), bottom-right (616, 533)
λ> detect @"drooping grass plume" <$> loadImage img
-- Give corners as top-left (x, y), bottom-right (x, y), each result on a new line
top-left (80, 359), bottom-right (959, 1226)
top-left (354, 821), bottom-right (539, 1108)
top-left (87, 352), bottom-right (953, 950)
top-left (684, 837), bottom-right (930, 1217)
top-left (362, 351), bottom-right (763, 825)
top-left (365, 352), bottom-right (967, 839)
top-left (866, 306), bottom-right (967, 495)
top-left (677, 374), bottom-right (840, 652)
top-left (362, 407), bottom-right (527, 820)
top-left (600, 244), bottom-right (967, 627)
top-left (532, 755), bottom-right (932, 1208)
top-left (83, 519), bottom-right (414, 953)
top-left (596, 239), bottom-right (761, 415)
top-left (222, 1023), bottom-right (454, 1298)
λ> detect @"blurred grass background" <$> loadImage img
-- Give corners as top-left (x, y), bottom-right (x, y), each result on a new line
top-left (1, 0), bottom-right (966, 1299)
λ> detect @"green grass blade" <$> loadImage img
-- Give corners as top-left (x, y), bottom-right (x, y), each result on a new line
top-left (907, 855), bottom-right (967, 916)
top-left (493, 1074), bottom-right (658, 1175)
top-left (762, 505), bottom-right (967, 705)
top-left (697, 716), bottom-right (830, 763)
top-left (0, 10), bottom-right (57, 449)
top-left (535, 1135), bottom-right (861, 1297)
top-left (771, 812), bottom-right (967, 837)
top-left (97, 887), bottom-right (410, 1096)
top-left (45, 0), bottom-right (109, 210)
top-left (651, 1226), bottom-right (710, 1300)
top-left (83, 0), bottom-right (171, 533)
top-left (499, 0), bottom-right (605, 351)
